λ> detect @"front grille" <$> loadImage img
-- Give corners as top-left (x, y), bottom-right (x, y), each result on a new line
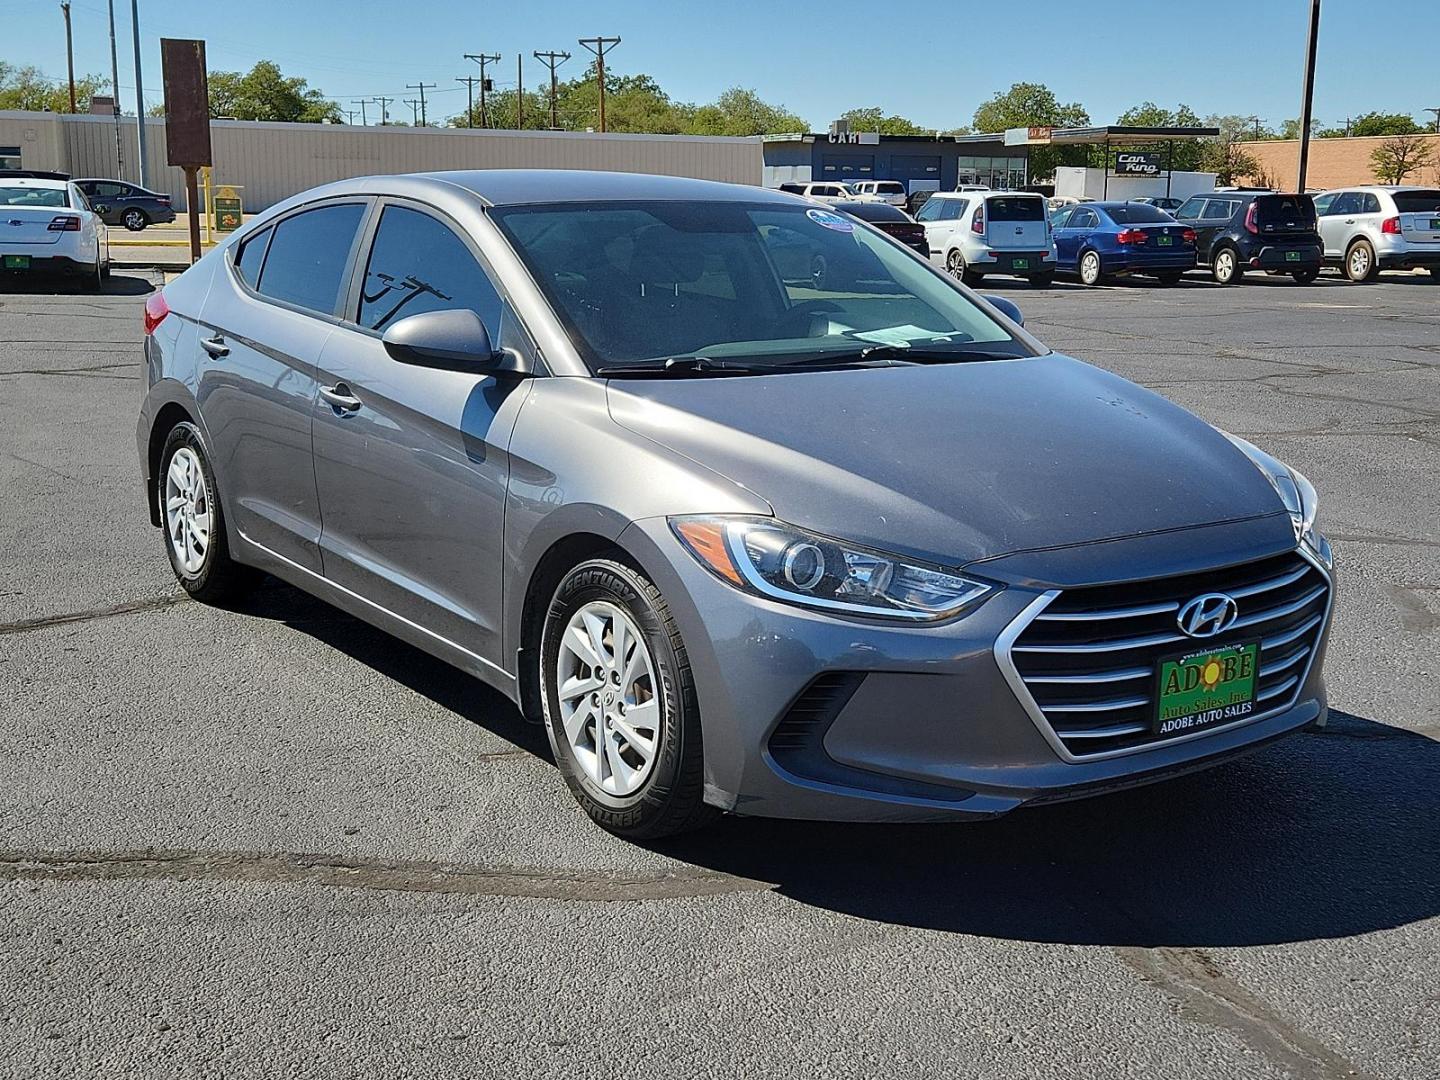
top-left (1008, 551), bottom-right (1329, 758)
top-left (769, 672), bottom-right (865, 759)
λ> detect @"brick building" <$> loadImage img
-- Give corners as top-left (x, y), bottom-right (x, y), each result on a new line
top-left (1237, 133), bottom-right (1440, 191)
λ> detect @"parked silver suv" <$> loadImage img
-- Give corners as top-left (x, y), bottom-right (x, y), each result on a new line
top-left (916, 190), bottom-right (1057, 286)
top-left (1313, 186), bottom-right (1440, 281)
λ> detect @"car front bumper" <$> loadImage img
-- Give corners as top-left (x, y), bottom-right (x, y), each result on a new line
top-left (620, 517), bottom-right (1333, 822)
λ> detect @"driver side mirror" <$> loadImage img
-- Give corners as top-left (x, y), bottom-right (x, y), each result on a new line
top-left (981, 294), bottom-right (1023, 327)
top-left (381, 309), bottom-right (529, 376)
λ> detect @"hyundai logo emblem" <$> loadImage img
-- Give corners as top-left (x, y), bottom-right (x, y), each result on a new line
top-left (1177, 593), bottom-right (1240, 638)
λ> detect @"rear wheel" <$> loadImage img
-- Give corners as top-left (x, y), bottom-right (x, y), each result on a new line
top-left (1156, 272), bottom-right (1183, 286)
top-left (1291, 269), bottom-right (1319, 284)
top-left (1344, 239), bottom-right (1377, 282)
top-left (1212, 247), bottom-right (1242, 284)
top-left (540, 558), bottom-right (716, 839)
top-left (122, 208), bottom-right (148, 232)
top-left (157, 423), bottom-right (257, 604)
top-left (1079, 250), bottom-right (1104, 286)
top-left (79, 256), bottom-right (103, 292)
top-left (1027, 271), bottom-right (1054, 288)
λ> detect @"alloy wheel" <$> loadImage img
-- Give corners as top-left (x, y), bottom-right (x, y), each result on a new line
top-left (124, 209), bottom-right (146, 231)
top-left (1349, 245), bottom-right (1371, 280)
top-left (946, 250), bottom-right (964, 279)
top-left (555, 600), bottom-right (660, 797)
top-left (164, 447), bottom-right (211, 575)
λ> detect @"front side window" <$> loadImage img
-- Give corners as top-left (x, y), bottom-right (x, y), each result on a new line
top-left (491, 200), bottom-right (1033, 372)
top-left (1173, 196), bottom-right (1205, 220)
top-left (914, 197), bottom-right (947, 222)
top-left (357, 205), bottom-right (503, 333)
top-left (1312, 192), bottom-right (1337, 216)
top-left (255, 203), bottom-right (365, 316)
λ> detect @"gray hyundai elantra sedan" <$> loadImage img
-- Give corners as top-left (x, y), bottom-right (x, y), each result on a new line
top-left (137, 170), bottom-right (1334, 837)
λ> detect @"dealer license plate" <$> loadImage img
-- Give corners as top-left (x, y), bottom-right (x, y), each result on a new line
top-left (1285, 250), bottom-right (1302, 261)
top-left (1012, 257), bottom-right (1029, 270)
top-left (1155, 640), bottom-right (1260, 739)
top-left (1157, 235), bottom-right (1173, 246)
top-left (3, 255), bottom-right (30, 270)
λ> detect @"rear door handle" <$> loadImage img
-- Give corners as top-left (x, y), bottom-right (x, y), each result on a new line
top-left (201, 334), bottom-right (229, 358)
top-left (319, 383), bottom-right (363, 413)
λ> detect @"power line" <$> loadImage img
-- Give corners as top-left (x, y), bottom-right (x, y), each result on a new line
top-left (577, 36), bottom-right (620, 133)
top-left (533, 50), bottom-right (570, 129)
top-left (463, 52), bottom-right (500, 128)
top-left (405, 81), bottom-right (436, 126)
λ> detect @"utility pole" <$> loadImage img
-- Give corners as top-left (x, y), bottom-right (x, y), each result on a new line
top-left (464, 53), bottom-right (500, 128)
top-left (342, 108), bottom-right (357, 125)
top-left (456, 75), bottom-right (479, 127)
top-left (351, 98), bottom-right (369, 126)
top-left (1295, 0), bottom-right (1321, 192)
top-left (516, 53), bottom-right (523, 129)
top-left (61, 2), bottom-right (77, 112)
top-left (373, 95), bottom-right (393, 126)
top-left (106, 0), bottom-right (123, 177)
top-left (1426, 107), bottom-right (1440, 134)
top-left (533, 50), bottom-right (570, 129)
top-left (403, 99), bottom-right (419, 125)
top-left (406, 81), bottom-right (435, 126)
top-left (130, 0), bottom-right (148, 188)
top-left (577, 36), bottom-right (620, 133)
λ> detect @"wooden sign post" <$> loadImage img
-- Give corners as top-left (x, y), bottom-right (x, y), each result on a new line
top-left (160, 39), bottom-right (212, 264)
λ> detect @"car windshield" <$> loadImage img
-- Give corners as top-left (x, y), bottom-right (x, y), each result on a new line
top-left (1392, 190), bottom-right (1440, 213)
top-left (491, 200), bottom-right (1031, 372)
top-left (1106, 204), bottom-right (1173, 223)
top-left (0, 186), bottom-right (67, 208)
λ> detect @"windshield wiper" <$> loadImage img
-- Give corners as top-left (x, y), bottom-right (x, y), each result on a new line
top-left (595, 356), bottom-right (766, 377)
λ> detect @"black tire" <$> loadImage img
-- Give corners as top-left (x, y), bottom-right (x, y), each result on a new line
top-left (1212, 246), bottom-right (1242, 285)
top-left (1027, 271), bottom-right (1054, 288)
top-left (1291, 269), bottom-right (1319, 284)
top-left (540, 557), bottom-right (716, 840)
top-left (79, 257), bottom-right (103, 293)
top-left (944, 248), bottom-right (967, 282)
top-left (1344, 239), bottom-right (1377, 282)
top-left (1156, 272), bottom-right (1184, 286)
top-left (123, 208), bottom-right (149, 232)
top-left (1078, 249), bottom-right (1104, 286)
top-left (156, 423), bottom-right (257, 605)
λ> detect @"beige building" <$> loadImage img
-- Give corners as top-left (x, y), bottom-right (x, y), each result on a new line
top-left (0, 110), bottom-right (763, 211)
top-left (1237, 133), bottom-right (1440, 191)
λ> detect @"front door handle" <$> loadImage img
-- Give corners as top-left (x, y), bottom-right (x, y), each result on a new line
top-left (201, 334), bottom-right (229, 358)
top-left (319, 383), bottom-right (363, 413)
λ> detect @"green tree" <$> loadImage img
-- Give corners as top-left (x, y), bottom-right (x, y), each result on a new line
top-left (689, 88), bottom-right (805, 136)
top-left (0, 61), bottom-right (106, 113)
top-left (837, 107), bottom-right (929, 136)
top-left (972, 83), bottom-right (1090, 179)
top-left (204, 61), bottom-right (340, 123)
top-left (1337, 111), bottom-right (1425, 138)
top-left (1370, 134), bottom-right (1434, 183)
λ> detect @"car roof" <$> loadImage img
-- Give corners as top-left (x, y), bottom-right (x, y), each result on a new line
top-left (412, 169), bottom-right (805, 207)
top-left (1323, 184), bottom-right (1437, 193)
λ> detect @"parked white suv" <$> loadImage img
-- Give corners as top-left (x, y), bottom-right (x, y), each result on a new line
top-left (847, 180), bottom-right (907, 207)
top-left (776, 181), bottom-right (854, 206)
top-left (1313, 186), bottom-right (1440, 281)
top-left (915, 190), bottom-right (1056, 286)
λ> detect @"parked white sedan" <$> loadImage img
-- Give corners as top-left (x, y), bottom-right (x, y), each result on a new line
top-left (0, 175), bottom-right (111, 290)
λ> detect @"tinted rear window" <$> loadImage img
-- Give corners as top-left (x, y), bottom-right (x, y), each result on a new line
top-left (256, 203), bottom-right (366, 315)
top-left (987, 196), bottom-right (1045, 221)
top-left (1254, 195), bottom-right (1316, 227)
top-left (1393, 190), bottom-right (1440, 213)
top-left (1105, 204), bottom-right (1173, 224)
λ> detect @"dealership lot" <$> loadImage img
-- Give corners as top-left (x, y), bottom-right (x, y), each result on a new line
top-left (1, 271), bottom-right (1437, 1078)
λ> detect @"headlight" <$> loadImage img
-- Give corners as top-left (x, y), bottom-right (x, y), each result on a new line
top-left (670, 516), bottom-right (997, 621)
top-left (1222, 433), bottom-right (1329, 563)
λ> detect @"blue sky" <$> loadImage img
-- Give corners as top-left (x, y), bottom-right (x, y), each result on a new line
top-left (4, 0), bottom-right (1438, 132)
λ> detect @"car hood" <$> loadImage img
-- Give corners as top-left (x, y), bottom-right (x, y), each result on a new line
top-left (606, 354), bottom-right (1288, 568)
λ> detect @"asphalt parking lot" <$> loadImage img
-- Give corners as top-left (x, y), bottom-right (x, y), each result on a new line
top-left (2, 269), bottom-right (1437, 1079)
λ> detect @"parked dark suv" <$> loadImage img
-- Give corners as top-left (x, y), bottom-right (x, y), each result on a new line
top-left (73, 178), bottom-right (176, 231)
top-left (1174, 192), bottom-right (1322, 284)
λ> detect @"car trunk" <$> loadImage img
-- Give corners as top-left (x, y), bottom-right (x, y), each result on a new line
top-left (1393, 191), bottom-right (1440, 245)
top-left (874, 220), bottom-right (927, 247)
top-left (983, 196), bottom-right (1048, 250)
top-left (0, 207), bottom-right (67, 246)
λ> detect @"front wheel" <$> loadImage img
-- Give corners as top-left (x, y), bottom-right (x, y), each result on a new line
top-left (540, 558), bottom-right (716, 839)
top-left (1212, 247), bottom-right (1242, 284)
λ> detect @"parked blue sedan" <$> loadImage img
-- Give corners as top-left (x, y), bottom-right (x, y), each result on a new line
top-left (1051, 201), bottom-right (1197, 286)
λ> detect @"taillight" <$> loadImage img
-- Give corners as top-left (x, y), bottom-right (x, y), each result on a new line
top-left (1381, 216), bottom-right (1402, 235)
top-left (971, 205), bottom-right (985, 234)
top-left (158, 195), bottom-right (172, 206)
top-left (47, 216), bottom-right (82, 232)
top-left (1115, 228), bottom-right (1149, 245)
top-left (1243, 204), bottom-right (1259, 234)
top-left (143, 290), bottom-right (170, 336)
top-left (1182, 228), bottom-right (1197, 245)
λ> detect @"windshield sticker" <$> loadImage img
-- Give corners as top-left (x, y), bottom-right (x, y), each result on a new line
top-left (806, 208), bottom-right (854, 233)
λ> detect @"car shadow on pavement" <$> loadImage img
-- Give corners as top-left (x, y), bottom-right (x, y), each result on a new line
top-left (0, 272), bottom-right (153, 296)
top-left (657, 712), bottom-right (1440, 947)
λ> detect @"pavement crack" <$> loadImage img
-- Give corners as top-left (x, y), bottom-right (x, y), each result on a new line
top-left (0, 594), bottom-right (188, 637)
top-left (0, 849), bottom-right (769, 902)
top-left (1116, 946), bottom-right (1377, 1080)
